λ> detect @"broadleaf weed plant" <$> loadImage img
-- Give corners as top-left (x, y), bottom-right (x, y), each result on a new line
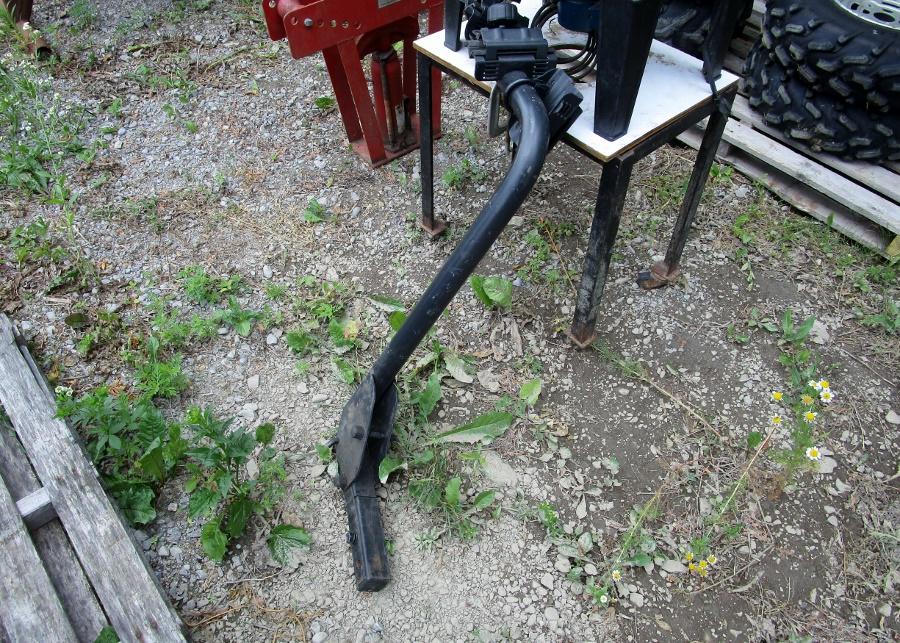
top-left (183, 408), bottom-right (287, 561)
top-left (0, 44), bottom-right (91, 200)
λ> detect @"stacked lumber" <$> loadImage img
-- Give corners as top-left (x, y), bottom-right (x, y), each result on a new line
top-left (0, 315), bottom-right (187, 643)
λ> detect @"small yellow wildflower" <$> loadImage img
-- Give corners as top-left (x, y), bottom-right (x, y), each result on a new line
top-left (806, 446), bottom-right (822, 461)
top-left (818, 380), bottom-right (830, 390)
top-left (809, 379), bottom-right (821, 390)
top-left (698, 560), bottom-right (709, 570)
top-left (698, 567), bottom-right (708, 578)
top-left (685, 551), bottom-right (694, 562)
top-left (771, 415), bottom-right (783, 426)
top-left (801, 394), bottom-right (814, 406)
top-left (771, 391), bottom-right (783, 402)
top-left (707, 555), bottom-right (717, 565)
top-left (688, 562), bottom-right (697, 573)
top-left (611, 569), bottom-right (622, 582)
top-left (599, 594), bottom-right (609, 605)
top-left (820, 389), bottom-right (834, 404)
top-left (804, 410), bottom-right (817, 423)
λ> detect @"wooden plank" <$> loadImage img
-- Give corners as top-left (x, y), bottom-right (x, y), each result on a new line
top-left (887, 235), bottom-right (900, 258)
top-left (714, 117), bottom-right (900, 234)
top-left (16, 486), bottom-right (56, 530)
top-left (678, 127), bottom-right (893, 255)
top-left (731, 95), bottom-right (900, 205)
top-left (0, 316), bottom-right (188, 643)
top-left (0, 417), bottom-right (109, 643)
top-left (0, 472), bottom-right (77, 642)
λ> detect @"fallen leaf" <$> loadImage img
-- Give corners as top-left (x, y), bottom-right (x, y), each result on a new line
top-left (432, 411), bottom-right (514, 445)
top-left (575, 495), bottom-right (587, 519)
top-left (444, 352), bottom-right (473, 384)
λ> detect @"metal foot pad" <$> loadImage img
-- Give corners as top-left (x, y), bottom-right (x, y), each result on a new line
top-left (418, 216), bottom-right (447, 238)
top-left (566, 326), bottom-right (596, 350)
top-left (637, 261), bottom-right (679, 290)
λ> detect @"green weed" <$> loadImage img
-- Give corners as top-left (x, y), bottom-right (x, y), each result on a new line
top-left (57, 387), bottom-right (187, 525)
top-left (442, 159), bottom-right (486, 189)
top-left (0, 52), bottom-right (89, 199)
top-left (69, 0), bottom-right (98, 30)
top-left (178, 264), bottom-right (244, 305)
top-left (265, 283), bottom-right (288, 301)
top-left (314, 95), bottom-right (336, 110)
top-left (303, 198), bottom-right (328, 224)
top-left (464, 124), bottom-right (479, 148)
top-left (182, 408), bottom-right (304, 562)
top-left (219, 296), bottom-right (267, 337)
top-left (470, 274), bottom-right (512, 309)
top-left (861, 298), bottom-right (898, 334)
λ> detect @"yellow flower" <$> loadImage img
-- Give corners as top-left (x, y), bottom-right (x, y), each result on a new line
top-left (707, 555), bottom-right (717, 565)
top-left (771, 415), bottom-right (783, 426)
top-left (820, 390), bottom-right (834, 404)
top-left (801, 394), bottom-right (814, 406)
top-left (685, 551), bottom-right (694, 562)
top-left (804, 410), bottom-right (817, 422)
top-left (688, 562), bottom-right (697, 573)
top-left (771, 391), bottom-right (783, 401)
top-left (818, 380), bottom-right (830, 390)
top-left (698, 567), bottom-right (708, 578)
top-left (806, 446), bottom-right (822, 461)
top-left (611, 569), bottom-right (622, 582)
top-left (698, 560), bottom-right (708, 570)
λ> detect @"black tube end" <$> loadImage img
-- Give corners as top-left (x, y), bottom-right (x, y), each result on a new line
top-left (345, 483), bottom-right (391, 592)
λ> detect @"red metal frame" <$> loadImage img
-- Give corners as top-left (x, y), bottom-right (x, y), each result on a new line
top-left (263, 0), bottom-right (443, 167)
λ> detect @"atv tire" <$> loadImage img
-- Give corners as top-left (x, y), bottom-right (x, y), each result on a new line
top-left (743, 42), bottom-right (900, 161)
top-left (655, 0), bottom-right (752, 57)
top-left (762, 0), bottom-right (900, 109)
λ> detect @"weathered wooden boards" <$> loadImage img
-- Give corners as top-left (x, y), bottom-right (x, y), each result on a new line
top-left (0, 464), bottom-right (77, 643)
top-left (677, 3), bottom-right (900, 257)
top-left (0, 415), bottom-right (109, 642)
top-left (0, 314), bottom-right (187, 642)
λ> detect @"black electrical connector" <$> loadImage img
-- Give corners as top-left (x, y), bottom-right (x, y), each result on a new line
top-left (470, 26), bottom-right (557, 82)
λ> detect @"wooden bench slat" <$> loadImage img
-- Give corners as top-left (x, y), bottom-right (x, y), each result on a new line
top-left (0, 417), bottom-right (110, 642)
top-left (0, 316), bottom-right (187, 643)
top-left (0, 474), bottom-right (77, 642)
top-left (16, 486), bottom-right (57, 530)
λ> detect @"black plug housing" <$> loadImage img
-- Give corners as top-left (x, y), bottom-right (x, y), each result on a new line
top-left (470, 26), bottom-right (557, 82)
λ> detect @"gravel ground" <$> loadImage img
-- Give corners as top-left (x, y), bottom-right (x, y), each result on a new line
top-left (2, 2), bottom-right (898, 641)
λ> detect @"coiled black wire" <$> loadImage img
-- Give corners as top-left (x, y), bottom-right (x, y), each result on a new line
top-left (530, 1), bottom-right (598, 81)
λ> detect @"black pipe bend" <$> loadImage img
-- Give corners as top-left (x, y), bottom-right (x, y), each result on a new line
top-left (370, 72), bottom-right (550, 396)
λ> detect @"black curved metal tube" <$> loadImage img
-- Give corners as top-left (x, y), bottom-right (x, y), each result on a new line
top-left (369, 73), bottom-right (551, 398)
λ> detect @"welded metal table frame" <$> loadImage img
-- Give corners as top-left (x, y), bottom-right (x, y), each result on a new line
top-left (415, 50), bottom-right (737, 348)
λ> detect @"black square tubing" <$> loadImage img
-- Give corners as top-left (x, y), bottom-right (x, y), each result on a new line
top-left (570, 93), bottom-right (735, 346)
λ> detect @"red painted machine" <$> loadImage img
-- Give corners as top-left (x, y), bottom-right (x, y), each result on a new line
top-left (263, 0), bottom-right (444, 167)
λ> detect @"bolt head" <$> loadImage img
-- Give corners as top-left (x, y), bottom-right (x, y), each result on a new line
top-left (268, 0), bottom-right (276, 7)
top-left (304, 17), bottom-right (314, 27)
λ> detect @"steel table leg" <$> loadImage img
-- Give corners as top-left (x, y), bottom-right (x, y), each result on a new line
top-left (638, 97), bottom-right (732, 289)
top-left (417, 52), bottom-right (446, 237)
top-left (569, 156), bottom-right (635, 347)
